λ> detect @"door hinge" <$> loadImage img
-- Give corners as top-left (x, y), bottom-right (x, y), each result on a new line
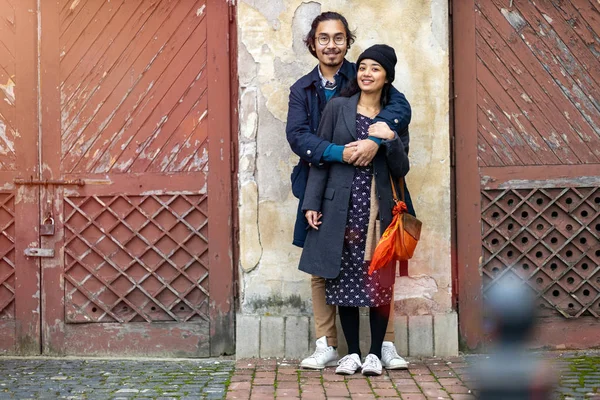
top-left (228, 1), bottom-right (235, 23)
top-left (450, 135), bottom-right (456, 167)
top-left (231, 141), bottom-right (237, 173)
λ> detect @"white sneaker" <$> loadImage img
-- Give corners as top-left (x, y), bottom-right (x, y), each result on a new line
top-left (381, 341), bottom-right (409, 369)
top-left (335, 353), bottom-right (362, 375)
top-left (361, 353), bottom-right (383, 376)
top-left (300, 336), bottom-right (339, 369)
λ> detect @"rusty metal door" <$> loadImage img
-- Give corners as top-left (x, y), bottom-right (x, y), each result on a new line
top-left (1, 0), bottom-right (235, 356)
top-left (454, 0), bottom-right (600, 350)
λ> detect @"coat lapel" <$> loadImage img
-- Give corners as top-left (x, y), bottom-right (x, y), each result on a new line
top-left (341, 93), bottom-right (360, 140)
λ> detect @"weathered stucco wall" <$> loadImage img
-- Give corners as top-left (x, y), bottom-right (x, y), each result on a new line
top-left (237, 0), bottom-right (451, 318)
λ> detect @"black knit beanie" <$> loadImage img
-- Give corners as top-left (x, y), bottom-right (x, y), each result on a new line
top-left (356, 44), bottom-right (397, 83)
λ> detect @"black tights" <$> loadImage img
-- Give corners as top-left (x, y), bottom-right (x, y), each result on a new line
top-left (338, 304), bottom-right (390, 359)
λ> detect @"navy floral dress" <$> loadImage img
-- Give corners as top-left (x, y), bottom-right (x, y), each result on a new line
top-left (325, 114), bottom-right (393, 307)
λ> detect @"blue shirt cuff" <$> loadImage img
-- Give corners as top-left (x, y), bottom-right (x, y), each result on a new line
top-left (367, 136), bottom-right (383, 145)
top-left (322, 144), bottom-right (345, 163)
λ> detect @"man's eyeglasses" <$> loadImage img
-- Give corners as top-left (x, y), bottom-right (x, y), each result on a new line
top-left (316, 34), bottom-right (346, 46)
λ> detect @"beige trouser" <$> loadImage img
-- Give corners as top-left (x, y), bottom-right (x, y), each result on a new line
top-left (311, 275), bottom-right (395, 347)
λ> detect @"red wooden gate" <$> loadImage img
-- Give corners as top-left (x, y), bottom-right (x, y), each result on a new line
top-left (0, 0), bottom-right (234, 356)
top-left (454, 0), bottom-right (600, 349)
top-left (0, 0), bottom-right (41, 354)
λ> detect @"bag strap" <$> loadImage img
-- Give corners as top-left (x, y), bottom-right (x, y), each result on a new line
top-left (389, 175), bottom-right (406, 203)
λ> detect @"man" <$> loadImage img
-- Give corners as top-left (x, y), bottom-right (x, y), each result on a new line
top-left (286, 11), bottom-right (412, 370)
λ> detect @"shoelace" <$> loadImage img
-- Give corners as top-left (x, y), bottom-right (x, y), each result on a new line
top-left (310, 346), bottom-right (331, 358)
top-left (363, 355), bottom-right (380, 370)
top-left (338, 355), bottom-right (358, 368)
top-left (382, 346), bottom-right (400, 360)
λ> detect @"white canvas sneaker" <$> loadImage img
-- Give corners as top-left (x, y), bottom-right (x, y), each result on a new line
top-left (335, 353), bottom-right (362, 375)
top-left (300, 336), bottom-right (339, 369)
top-left (361, 354), bottom-right (383, 376)
top-left (381, 341), bottom-right (409, 369)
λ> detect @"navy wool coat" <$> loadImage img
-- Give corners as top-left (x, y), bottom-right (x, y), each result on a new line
top-left (298, 93), bottom-right (410, 288)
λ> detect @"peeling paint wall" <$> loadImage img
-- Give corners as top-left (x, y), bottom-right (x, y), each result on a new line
top-left (238, 0), bottom-right (451, 316)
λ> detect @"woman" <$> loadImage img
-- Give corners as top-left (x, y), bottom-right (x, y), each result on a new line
top-left (298, 44), bottom-right (410, 376)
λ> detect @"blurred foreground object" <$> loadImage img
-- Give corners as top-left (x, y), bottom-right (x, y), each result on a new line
top-left (472, 277), bottom-right (556, 399)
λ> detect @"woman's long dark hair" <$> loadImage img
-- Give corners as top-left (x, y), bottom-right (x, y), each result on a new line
top-left (341, 78), bottom-right (392, 108)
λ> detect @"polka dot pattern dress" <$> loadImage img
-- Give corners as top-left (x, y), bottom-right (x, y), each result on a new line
top-left (325, 114), bottom-right (393, 307)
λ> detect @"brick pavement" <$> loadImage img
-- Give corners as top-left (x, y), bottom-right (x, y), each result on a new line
top-left (229, 354), bottom-right (600, 400)
top-left (0, 353), bottom-right (597, 399)
top-left (229, 356), bottom-right (475, 400)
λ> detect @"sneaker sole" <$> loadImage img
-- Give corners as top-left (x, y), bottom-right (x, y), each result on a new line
top-left (300, 360), bottom-right (338, 370)
top-left (335, 369), bottom-right (358, 375)
top-left (383, 363), bottom-right (408, 370)
top-left (361, 369), bottom-right (382, 376)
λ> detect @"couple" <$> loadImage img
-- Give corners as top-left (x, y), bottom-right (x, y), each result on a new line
top-left (286, 12), bottom-right (414, 376)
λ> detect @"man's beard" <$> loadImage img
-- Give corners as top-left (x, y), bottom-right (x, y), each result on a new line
top-left (322, 51), bottom-right (343, 67)
top-left (323, 60), bottom-right (342, 66)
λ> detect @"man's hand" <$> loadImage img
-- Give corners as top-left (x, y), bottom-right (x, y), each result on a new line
top-left (342, 146), bottom-right (356, 163)
top-left (305, 210), bottom-right (322, 230)
top-left (345, 139), bottom-right (379, 166)
top-left (368, 122), bottom-right (395, 140)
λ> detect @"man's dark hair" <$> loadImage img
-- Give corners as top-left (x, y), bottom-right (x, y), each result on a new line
top-left (303, 11), bottom-right (356, 58)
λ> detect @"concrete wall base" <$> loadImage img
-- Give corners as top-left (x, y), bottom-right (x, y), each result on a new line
top-left (235, 311), bottom-right (458, 359)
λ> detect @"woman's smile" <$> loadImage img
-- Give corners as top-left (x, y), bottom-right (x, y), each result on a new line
top-left (357, 59), bottom-right (387, 92)
top-left (360, 77), bottom-right (375, 86)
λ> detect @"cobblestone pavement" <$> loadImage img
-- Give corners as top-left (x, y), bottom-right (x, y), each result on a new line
top-left (0, 353), bottom-right (597, 399)
top-left (553, 355), bottom-right (600, 400)
top-left (0, 358), bottom-right (234, 399)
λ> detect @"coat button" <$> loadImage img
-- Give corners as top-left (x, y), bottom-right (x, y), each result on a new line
top-left (307, 150), bottom-right (312, 155)
top-left (394, 118), bottom-right (399, 123)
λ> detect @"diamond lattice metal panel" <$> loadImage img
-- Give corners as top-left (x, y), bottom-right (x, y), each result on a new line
top-left (0, 193), bottom-right (15, 320)
top-left (481, 187), bottom-right (600, 318)
top-left (64, 194), bottom-right (209, 323)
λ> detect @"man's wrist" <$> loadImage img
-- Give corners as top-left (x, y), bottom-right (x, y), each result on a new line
top-left (367, 136), bottom-right (383, 145)
top-left (322, 144), bottom-right (344, 163)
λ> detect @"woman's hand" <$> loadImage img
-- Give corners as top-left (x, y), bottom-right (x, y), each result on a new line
top-left (305, 210), bottom-right (322, 230)
top-left (368, 122), bottom-right (395, 140)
